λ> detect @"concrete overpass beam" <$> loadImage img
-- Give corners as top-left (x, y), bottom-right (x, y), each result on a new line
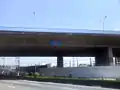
top-left (95, 47), bottom-right (113, 66)
top-left (57, 56), bottom-right (63, 67)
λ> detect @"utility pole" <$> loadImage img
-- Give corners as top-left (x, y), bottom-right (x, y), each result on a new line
top-left (73, 57), bottom-right (75, 67)
top-left (77, 57), bottom-right (79, 67)
top-left (18, 59), bottom-right (20, 70)
top-left (35, 64), bottom-right (37, 73)
top-left (69, 60), bottom-right (71, 67)
top-left (90, 57), bottom-right (92, 67)
top-left (2, 57), bottom-right (5, 67)
top-left (16, 57), bottom-right (20, 76)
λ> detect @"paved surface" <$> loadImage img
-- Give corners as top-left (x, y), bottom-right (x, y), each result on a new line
top-left (0, 80), bottom-right (119, 90)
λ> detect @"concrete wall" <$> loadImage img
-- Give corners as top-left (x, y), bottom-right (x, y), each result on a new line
top-left (39, 66), bottom-right (120, 78)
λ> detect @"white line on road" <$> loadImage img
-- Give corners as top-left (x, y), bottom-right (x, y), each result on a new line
top-left (1, 80), bottom-right (119, 90)
top-left (8, 84), bottom-right (16, 89)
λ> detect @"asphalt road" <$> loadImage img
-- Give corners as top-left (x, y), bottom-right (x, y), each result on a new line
top-left (0, 80), bottom-right (119, 90)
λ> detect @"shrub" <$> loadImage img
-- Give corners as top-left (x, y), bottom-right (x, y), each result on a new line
top-left (24, 72), bottom-right (29, 76)
top-left (33, 72), bottom-right (40, 78)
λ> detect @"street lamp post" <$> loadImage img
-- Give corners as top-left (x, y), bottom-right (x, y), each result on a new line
top-left (102, 16), bottom-right (107, 31)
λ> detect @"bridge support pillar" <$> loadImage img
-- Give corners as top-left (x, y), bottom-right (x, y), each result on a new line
top-left (57, 56), bottom-right (63, 67)
top-left (95, 47), bottom-right (113, 66)
top-left (115, 57), bottom-right (120, 65)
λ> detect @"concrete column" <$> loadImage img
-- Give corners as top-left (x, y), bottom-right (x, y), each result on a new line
top-left (115, 57), bottom-right (118, 65)
top-left (95, 47), bottom-right (113, 66)
top-left (108, 47), bottom-right (113, 65)
top-left (115, 57), bottom-right (120, 65)
top-left (57, 56), bottom-right (63, 67)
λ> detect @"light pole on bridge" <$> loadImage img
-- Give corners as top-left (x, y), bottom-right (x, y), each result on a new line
top-left (100, 16), bottom-right (107, 31)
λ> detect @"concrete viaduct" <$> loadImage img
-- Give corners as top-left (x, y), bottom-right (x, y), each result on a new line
top-left (0, 27), bottom-right (120, 67)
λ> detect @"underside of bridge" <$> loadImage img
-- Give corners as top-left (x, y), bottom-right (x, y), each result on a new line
top-left (0, 46), bottom-right (120, 67)
top-left (0, 31), bottom-right (120, 67)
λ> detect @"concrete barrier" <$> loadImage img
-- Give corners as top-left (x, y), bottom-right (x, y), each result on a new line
top-left (39, 66), bottom-right (120, 78)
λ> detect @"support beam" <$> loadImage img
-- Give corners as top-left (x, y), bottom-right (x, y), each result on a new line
top-left (57, 56), bottom-right (63, 67)
top-left (95, 47), bottom-right (113, 66)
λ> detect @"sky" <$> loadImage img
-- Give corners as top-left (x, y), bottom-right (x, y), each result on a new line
top-left (0, 0), bottom-right (119, 66)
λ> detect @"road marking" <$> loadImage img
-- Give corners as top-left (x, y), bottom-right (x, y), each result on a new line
top-left (8, 84), bottom-right (15, 88)
top-left (2, 80), bottom-right (119, 90)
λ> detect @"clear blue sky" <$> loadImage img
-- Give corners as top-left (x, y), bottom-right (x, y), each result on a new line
top-left (0, 0), bottom-right (119, 66)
